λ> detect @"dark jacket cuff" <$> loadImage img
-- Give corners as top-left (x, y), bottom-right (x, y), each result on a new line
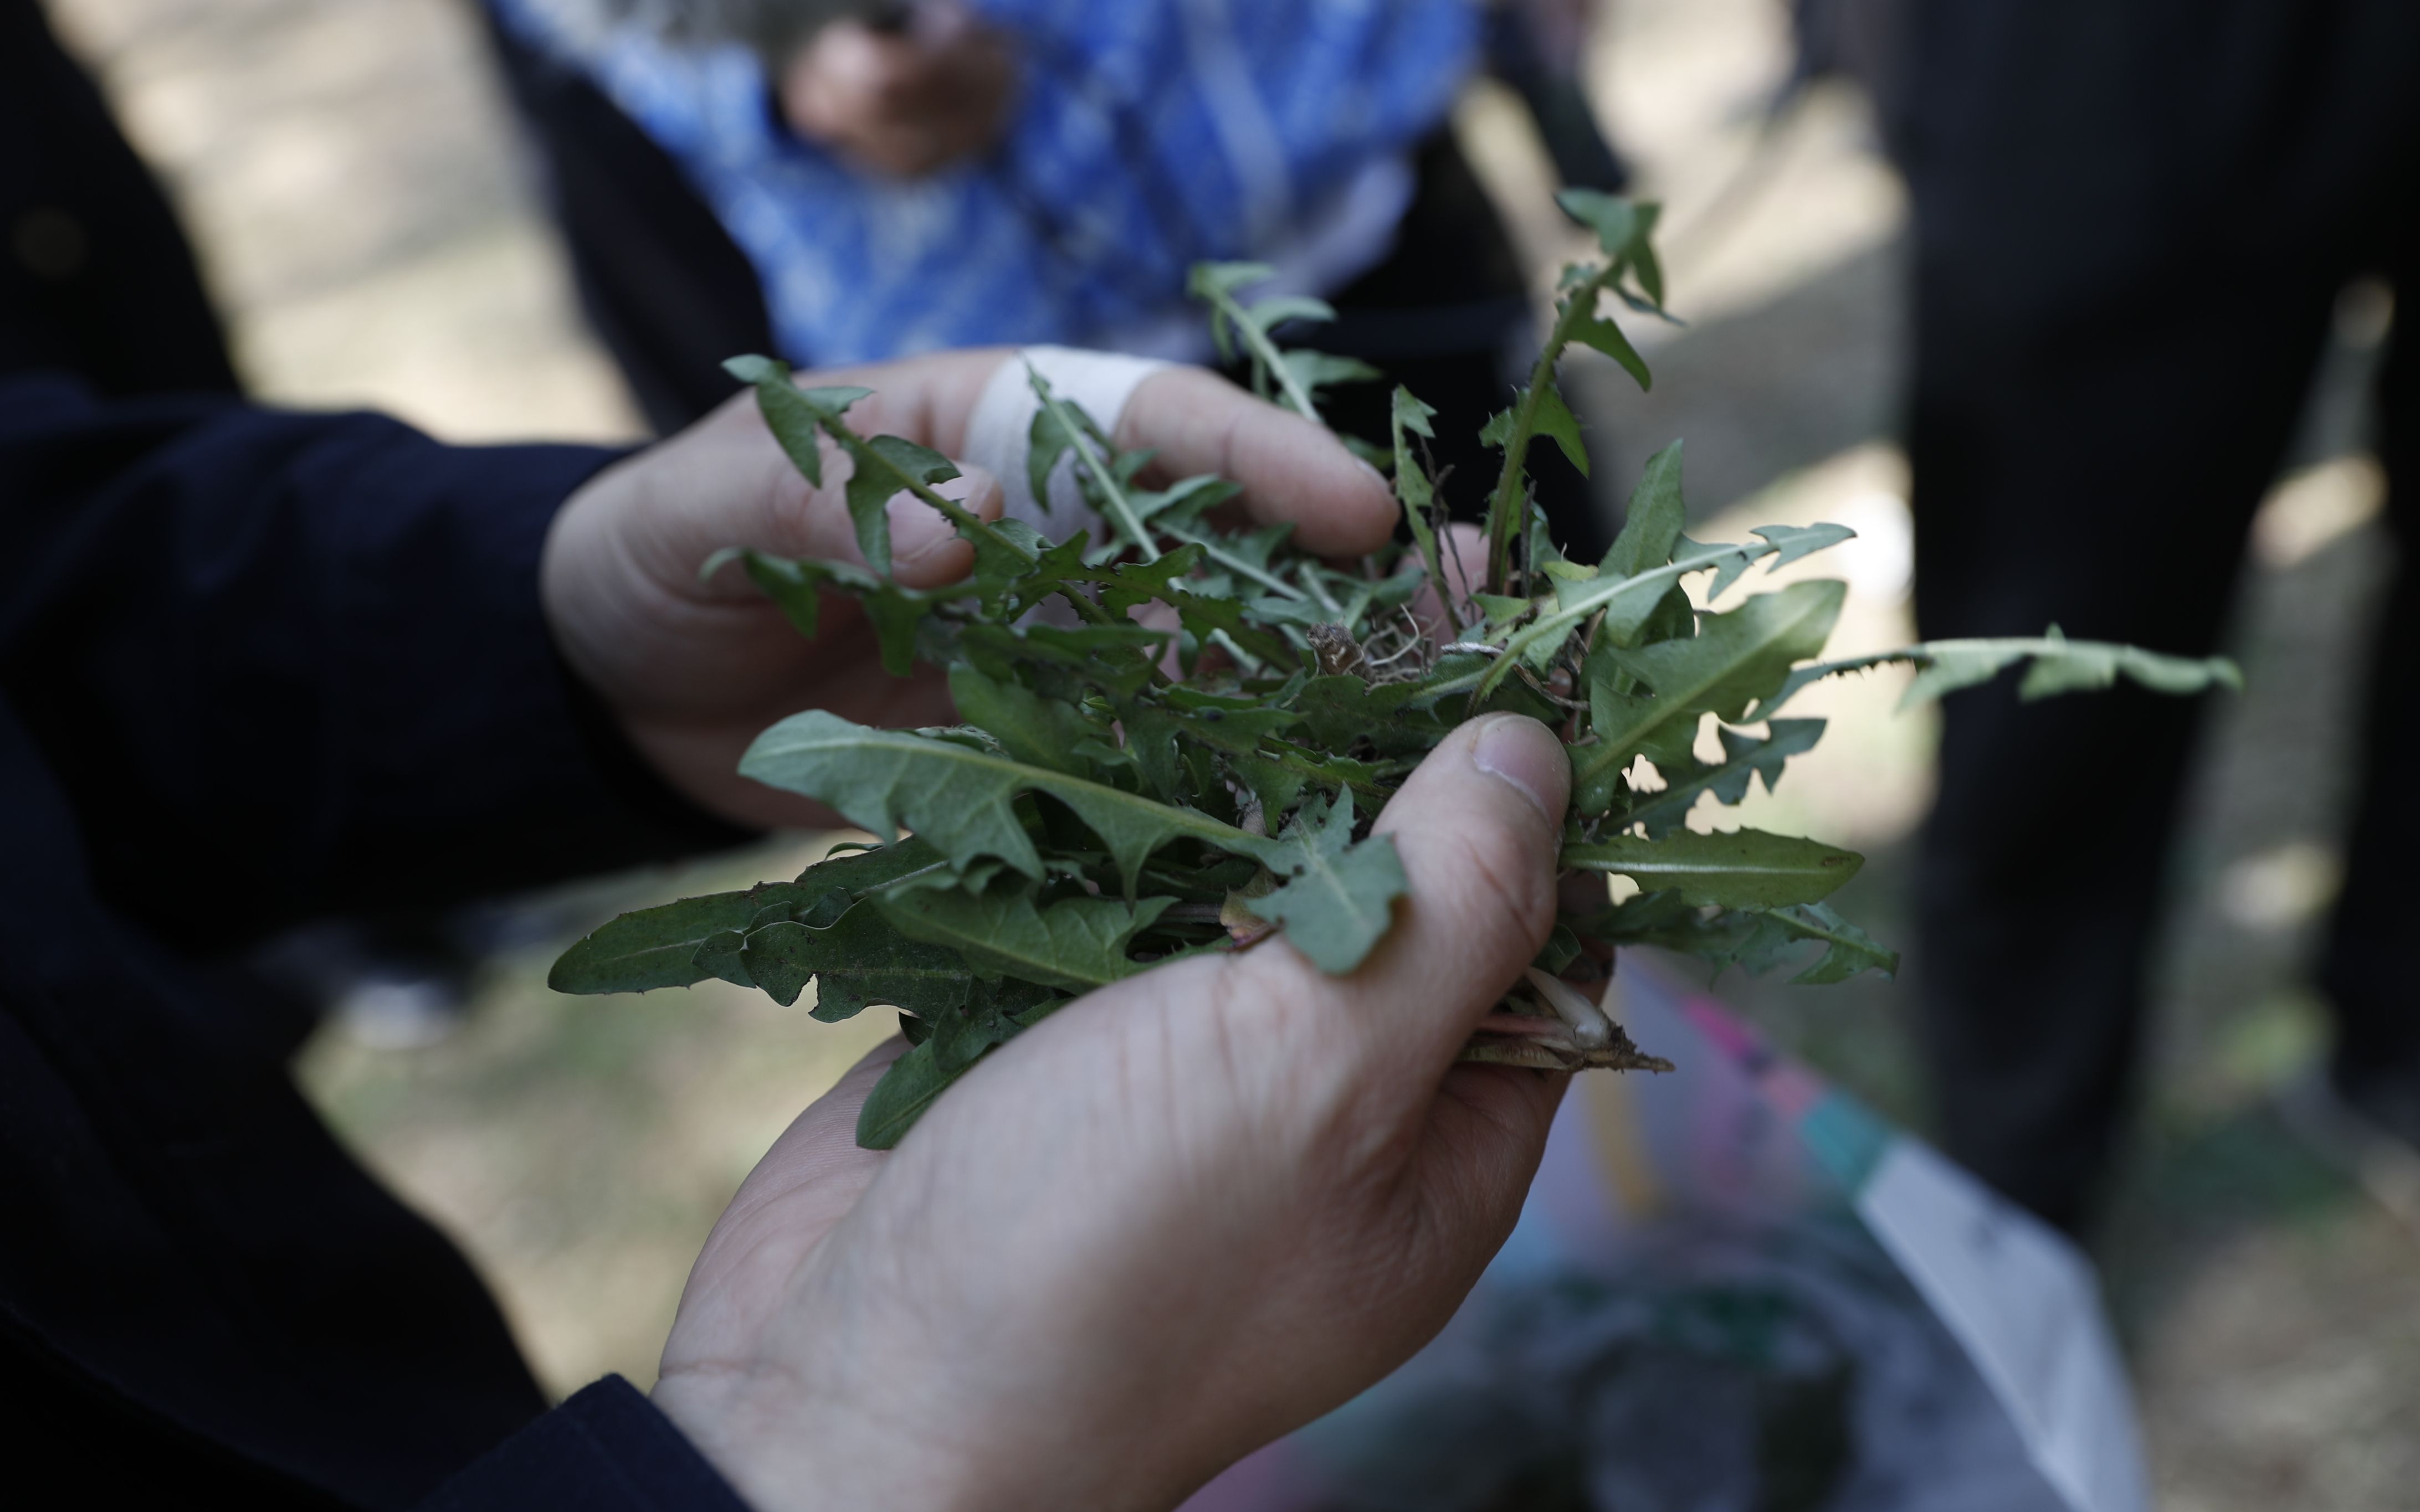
top-left (420, 1376), bottom-right (755, 1512)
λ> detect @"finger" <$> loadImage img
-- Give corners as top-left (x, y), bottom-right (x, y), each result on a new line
top-left (1411, 523), bottom-right (1490, 638)
top-left (1114, 367), bottom-right (1397, 556)
top-left (674, 390), bottom-right (999, 597)
top-left (1234, 713), bottom-right (1571, 1082)
top-left (891, 467), bottom-right (999, 583)
top-left (1408, 1063), bottom-right (1570, 1263)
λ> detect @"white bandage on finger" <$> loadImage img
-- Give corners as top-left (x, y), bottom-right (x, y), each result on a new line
top-left (961, 346), bottom-right (1175, 539)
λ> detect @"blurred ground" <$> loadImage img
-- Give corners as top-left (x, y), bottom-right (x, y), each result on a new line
top-left (45, 0), bottom-right (2419, 1504)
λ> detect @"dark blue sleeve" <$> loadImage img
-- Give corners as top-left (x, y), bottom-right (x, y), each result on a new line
top-left (421, 1377), bottom-right (757, 1512)
top-left (0, 373), bottom-right (752, 949)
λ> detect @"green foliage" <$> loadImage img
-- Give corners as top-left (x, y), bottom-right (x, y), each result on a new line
top-left (1239, 793), bottom-right (1408, 974)
top-left (562, 202), bottom-right (2237, 1146)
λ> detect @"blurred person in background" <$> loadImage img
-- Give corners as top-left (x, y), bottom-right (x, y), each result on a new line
top-left (2, 37), bottom-right (1577, 1484)
top-left (3, 328), bottom-right (1575, 1503)
top-left (1886, 0), bottom-right (2420, 1231)
top-left (481, 0), bottom-right (1627, 558)
top-left (3, 0), bottom-right (515, 1038)
top-left (7, 7), bottom-right (1584, 1499)
top-left (1, 0), bottom-right (236, 397)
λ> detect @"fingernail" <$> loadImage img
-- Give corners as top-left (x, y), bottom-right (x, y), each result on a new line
top-left (1471, 716), bottom-right (1567, 826)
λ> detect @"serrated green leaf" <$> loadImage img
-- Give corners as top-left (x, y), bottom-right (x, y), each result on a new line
top-left (839, 432), bottom-right (960, 578)
top-left (1244, 793), bottom-right (1410, 974)
top-left (1573, 688), bottom-right (1693, 813)
top-left (1119, 703), bottom-right (1184, 800)
top-left (1571, 580), bottom-right (1844, 810)
top-left (693, 928), bottom-right (755, 988)
top-left (1393, 389), bottom-right (1442, 624)
top-left (1579, 894), bottom-right (1895, 984)
top-left (1473, 593), bottom-right (1531, 625)
top-left (1157, 685), bottom-right (1304, 757)
top-left (1597, 435), bottom-right (1694, 607)
top-left (1092, 544), bottom-right (1203, 617)
top-left (1291, 675), bottom-right (1442, 757)
top-left (855, 1036), bottom-right (953, 1149)
top-left (1562, 828), bottom-right (1863, 908)
top-left (724, 356), bottom-right (853, 488)
top-left (1475, 537), bottom-right (1775, 697)
top-left (1570, 312), bottom-right (1651, 391)
top-left (958, 621), bottom-right (1166, 699)
top-left (1127, 475), bottom-right (1240, 531)
top-left (1531, 379), bottom-right (1591, 476)
top-left (1230, 754), bottom-right (1308, 828)
top-left (548, 881), bottom-right (817, 995)
top-left (875, 888), bottom-right (1175, 991)
top-left (737, 550), bottom-right (978, 674)
top-left (1630, 211), bottom-right (1667, 307)
top-left (947, 664), bottom-right (1105, 777)
top-left (1770, 903), bottom-right (1899, 984)
top-left (741, 711), bottom-right (1284, 890)
top-left (1248, 294), bottom-right (1337, 329)
top-left (855, 982), bottom-right (1066, 1149)
top-left (1279, 349), bottom-right (1383, 404)
top-left (1620, 718), bottom-right (1825, 837)
top-left (1557, 189), bottom-right (1640, 259)
top-left (1022, 369), bottom-right (1112, 516)
top-left (738, 901), bottom-right (976, 1016)
top-left (1189, 260), bottom-right (1277, 300)
top-left (1675, 534), bottom-right (1763, 600)
top-left (1750, 523), bottom-right (1857, 570)
top-left (973, 517), bottom-right (1069, 589)
top-left (1598, 439), bottom-right (1686, 583)
top-left (1754, 632), bottom-right (2243, 721)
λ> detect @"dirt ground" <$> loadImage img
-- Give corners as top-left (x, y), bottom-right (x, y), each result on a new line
top-left (45, 0), bottom-right (2419, 1505)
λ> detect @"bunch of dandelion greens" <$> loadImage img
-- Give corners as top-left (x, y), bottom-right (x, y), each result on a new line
top-left (551, 192), bottom-right (2239, 1148)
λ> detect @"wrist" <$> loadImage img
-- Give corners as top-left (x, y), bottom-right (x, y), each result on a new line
top-left (654, 1364), bottom-right (982, 1512)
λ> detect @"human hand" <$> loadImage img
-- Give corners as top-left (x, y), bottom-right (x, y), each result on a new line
top-left (778, 2), bottom-right (1017, 178)
top-left (540, 350), bottom-right (1397, 828)
top-left (652, 713), bottom-right (1575, 1512)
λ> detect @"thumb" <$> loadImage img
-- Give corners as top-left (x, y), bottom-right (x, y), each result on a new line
top-left (1358, 714), bottom-right (1571, 1074)
top-left (1230, 714), bottom-right (1570, 1089)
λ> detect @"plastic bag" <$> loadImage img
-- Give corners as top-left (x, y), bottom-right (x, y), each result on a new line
top-left (1185, 962), bottom-right (2150, 1512)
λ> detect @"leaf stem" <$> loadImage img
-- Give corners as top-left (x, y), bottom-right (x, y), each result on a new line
top-left (1203, 286), bottom-right (1322, 423)
top-left (1161, 526), bottom-right (1310, 601)
top-left (1297, 562), bottom-right (1345, 616)
top-left (808, 406), bottom-right (1122, 628)
top-left (1028, 368), bottom-right (1162, 564)
top-left (1483, 263), bottom-right (1622, 594)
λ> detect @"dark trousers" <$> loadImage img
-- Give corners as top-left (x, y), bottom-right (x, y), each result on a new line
top-left (479, 15), bottom-right (1604, 559)
top-left (1896, 0), bottom-right (2420, 1229)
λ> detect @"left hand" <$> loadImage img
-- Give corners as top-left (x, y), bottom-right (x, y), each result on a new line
top-left (540, 349), bottom-right (1398, 827)
top-left (650, 713), bottom-right (1577, 1512)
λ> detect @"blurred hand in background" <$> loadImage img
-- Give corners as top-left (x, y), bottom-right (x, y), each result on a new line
top-left (777, 2), bottom-right (1017, 178)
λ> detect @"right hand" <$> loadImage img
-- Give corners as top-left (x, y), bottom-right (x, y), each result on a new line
top-left (541, 351), bottom-right (1396, 830)
top-left (652, 713), bottom-right (1577, 1511)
